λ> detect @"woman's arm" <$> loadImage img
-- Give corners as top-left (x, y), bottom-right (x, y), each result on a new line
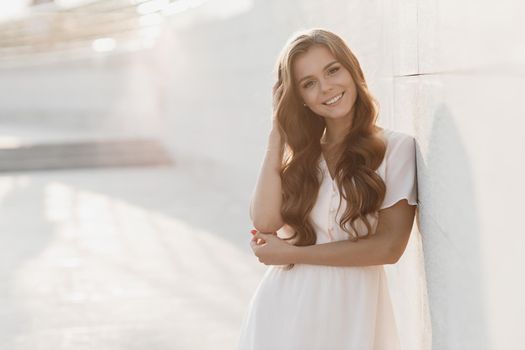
top-left (290, 199), bottom-right (416, 266)
top-left (250, 126), bottom-right (285, 233)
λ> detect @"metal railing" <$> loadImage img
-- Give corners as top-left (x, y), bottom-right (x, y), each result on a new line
top-left (0, 0), bottom-right (206, 68)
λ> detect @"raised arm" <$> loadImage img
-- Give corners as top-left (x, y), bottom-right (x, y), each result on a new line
top-left (250, 125), bottom-right (285, 233)
top-left (290, 199), bottom-right (416, 266)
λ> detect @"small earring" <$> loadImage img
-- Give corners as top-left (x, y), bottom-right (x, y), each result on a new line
top-left (303, 103), bottom-right (307, 107)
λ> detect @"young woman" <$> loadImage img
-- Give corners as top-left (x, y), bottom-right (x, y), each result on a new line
top-left (237, 28), bottom-right (417, 350)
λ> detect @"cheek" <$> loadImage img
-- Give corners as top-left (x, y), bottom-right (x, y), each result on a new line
top-left (342, 73), bottom-right (356, 89)
top-left (302, 89), bottom-right (319, 103)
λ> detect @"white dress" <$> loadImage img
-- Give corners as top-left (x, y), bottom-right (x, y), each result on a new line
top-left (237, 128), bottom-right (418, 350)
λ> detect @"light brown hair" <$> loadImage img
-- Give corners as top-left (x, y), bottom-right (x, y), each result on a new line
top-left (273, 28), bottom-right (387, 269)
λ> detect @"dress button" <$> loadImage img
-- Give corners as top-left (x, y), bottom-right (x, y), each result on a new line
top-left (329, 207), bottom-right (335, 213)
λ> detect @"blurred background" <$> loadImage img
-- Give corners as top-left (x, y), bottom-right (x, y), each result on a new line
top-left (0, 0), bottom-right (524, 349)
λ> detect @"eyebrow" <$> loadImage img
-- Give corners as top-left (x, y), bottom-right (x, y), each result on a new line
top-left (297, 60), bottom-right (339, 84)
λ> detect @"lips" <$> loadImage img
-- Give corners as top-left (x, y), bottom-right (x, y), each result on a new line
top-left (323, 92), bottom-right (344, 105)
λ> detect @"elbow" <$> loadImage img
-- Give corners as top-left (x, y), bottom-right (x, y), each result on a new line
top-left (249, 199), bottom-right (284, 233)
top-left (252, 217), bottom-right (284, 233)
top-left (385, 243), bottom-right (404, 265)
top-left (387, 253), bottom-right (401, 265)
top-left (252, 222), bottom-right (284, 233)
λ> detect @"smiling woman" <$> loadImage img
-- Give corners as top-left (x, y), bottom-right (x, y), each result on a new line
top-left (237, 28), bottom-right (417, 350)
top-left (294, 46), bottom-right (358, 119)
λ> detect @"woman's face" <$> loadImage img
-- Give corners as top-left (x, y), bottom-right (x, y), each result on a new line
top-left (293, 45), bottom-right (357, 121)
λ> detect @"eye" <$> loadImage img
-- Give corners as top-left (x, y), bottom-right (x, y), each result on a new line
top-left (328, 66), bottom-right (340, 75)
top-left (302, 80), bottom-right (315, 89)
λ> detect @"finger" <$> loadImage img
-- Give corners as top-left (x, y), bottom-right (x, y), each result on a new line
top-left (252, 237), bottom-right (264, 245)
top-left (253, 232), bottom-right (272, 239)
top-left (251, 235), bottom-right (265, 245)
top-left (252, 230), bottom-right (277, 236)
top-left (256, 231), bottom-right (278, 236)
top-left (250, 239), bottom-right (264, 249)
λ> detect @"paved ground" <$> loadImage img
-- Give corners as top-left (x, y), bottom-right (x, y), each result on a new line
top-left (0, 152), bottom-right (265, 349)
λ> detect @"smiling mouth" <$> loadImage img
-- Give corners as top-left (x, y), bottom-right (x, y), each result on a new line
top-left (323, 92), bottom-right (344, 105)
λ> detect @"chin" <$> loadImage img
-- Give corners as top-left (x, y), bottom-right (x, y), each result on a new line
top-left (326, 109), bottom-right (353, 120)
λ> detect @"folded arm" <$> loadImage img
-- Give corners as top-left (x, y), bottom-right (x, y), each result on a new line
top-left (290, 199), bottom-right (416, 266)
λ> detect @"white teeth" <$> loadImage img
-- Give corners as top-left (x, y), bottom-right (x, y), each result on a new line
top-left (324, 93), bottom-right (343, 105)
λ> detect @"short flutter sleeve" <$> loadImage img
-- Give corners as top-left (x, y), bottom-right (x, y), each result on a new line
top-left (379, 131), bottom-right (418, 210)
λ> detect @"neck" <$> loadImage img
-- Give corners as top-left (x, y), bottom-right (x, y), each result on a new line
top-left (321, 116), bottom-right (353, 145)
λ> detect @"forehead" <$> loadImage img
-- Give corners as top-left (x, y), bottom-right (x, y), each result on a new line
top-left (293, 45), bottom-right (337, 81)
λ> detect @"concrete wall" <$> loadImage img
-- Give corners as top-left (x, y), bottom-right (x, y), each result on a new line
top-left (1, 0), bottom-right (524, 349)
top-left (408, 1), bottom-right (525, 349)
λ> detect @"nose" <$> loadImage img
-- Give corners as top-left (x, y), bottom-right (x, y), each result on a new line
top-left (319, 78), bottom-right (333, 94)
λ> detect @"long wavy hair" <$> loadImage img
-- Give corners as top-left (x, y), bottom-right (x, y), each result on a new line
top-left (273, 29), bottom-right (387, 269)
